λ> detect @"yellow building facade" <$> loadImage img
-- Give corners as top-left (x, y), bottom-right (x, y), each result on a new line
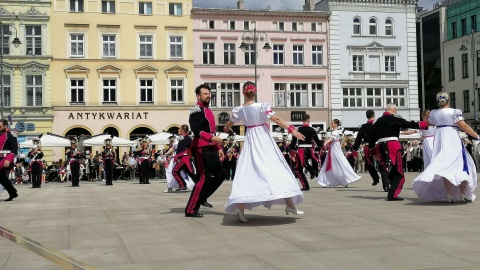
top-left (50, 0), bottom-right (194, 158)
top-left (0, 1), bottom-right (53, 158)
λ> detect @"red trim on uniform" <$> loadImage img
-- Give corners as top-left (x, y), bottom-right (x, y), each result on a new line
top-left (418, 121), bottom-right (428, 130)
top-left (393, 149), bottom-right (405, 198)
top-left (186, 148), bottom-right (206, 214)
top-left (172, 160), bottom-right (187, 188)
top-left (297, 148), bottom-right (305, 167)
top-left (367, 119), bottom-right (374, 123)
top-left (383, 112), bottom-right (392, 116)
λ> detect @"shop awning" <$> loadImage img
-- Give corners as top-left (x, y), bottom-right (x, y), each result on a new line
top-left (19, 133), bottom-right (71, 148)
top-left (147, 132), bottom-right (177, 145)
top-left (83, 135), bottom-right (137, 147)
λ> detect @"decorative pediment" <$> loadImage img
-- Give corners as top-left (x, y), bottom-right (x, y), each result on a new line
top-left (164, 65), bottom-right (188, 78)
top-left (0, 6), bottom-right (14, 16)
top-left (366, 41), bottom-right (384, 48)
top-left (20, 62), bottom-right (49, 73)
top-left (19, 7), bottom-right (47, 17)
top-left (134, 65), bottom-right (158, 78)
top-left (64, 65), bottom-right (90, 78)
top-left (97, 65), bottom-right (121, 78)
top-left (0, 62), bottom-right (15, 73)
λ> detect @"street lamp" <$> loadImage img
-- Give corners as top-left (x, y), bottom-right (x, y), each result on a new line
top-left (239, 28), bottom-right (271, 87)
top-left (0, 23), bottom-right (21, 120)
top-left (459, 29), bottom-right (480, 126)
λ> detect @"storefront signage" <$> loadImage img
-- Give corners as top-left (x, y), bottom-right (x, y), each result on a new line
top-left (291, 111), bottom-right (306, 121)
top-left (15, 122), bottom-right (36, 132)
top-left (68, 112), bottom-right (149, 120)
top-left (218, 112), bottom-right (230, 125)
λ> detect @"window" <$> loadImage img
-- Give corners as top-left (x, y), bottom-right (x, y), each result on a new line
top-left (170, 79), bottom-right (183, 102)
top-left (244, 21), bottom-right (250, 30)
top-left (385, 56), bottom-right (396, 72)
top-left (353, 17), bottom-right (361, 35)
top-left (140, 79), bottom-right (153, 103)
top-left (102, 79), bottom-right (116, 103)
top-left (369, 18), bottom-right (377, 35)
top-left (26, 26), bottom-right (42, 56)
top-left (102, 0), bottom-right (115, 13)
top-left (385, 18), bottom-right (393, 36)
top-left (1, 25), bottom-right (10, 55)
top-left (69, 34), bottom-right (84, 57)
top-left (462, 53), bottom-right (469, 78)
top-left (70, 79), bottom-right (85, 104)
top-left (204, 82), bottom-right (217, 107)
top-left (274, 22), bottom-right (284, 31)
top-left (169, 3), bottom-right (182, 16)
top-left (70, 0), bottom-right (84, 12)
top-left (312, 45), bottom-right (323, 66)
top-left (273, 44), bottom-right (284, 65)
top-left (225, 21), bottom-right (235, 30)
top-left (223, 43), bottom-right (236, 65)
top-left (139, 2), bottom-right (152, 15)
top-left (463, 90), bottom-right (470, 112)
top-left (139, 35), bottom-right (153, 58)
top-left (312, 84), bottom-right (324, 107)
top-left (169, 36), bottom-right (183, 58)
top-left (366, 88), bottom-right (382, 107)
top-left (274, 83), bottom-right (286, 107)
top-left (26, 75), bottom-right (42, 107)
top-left (290, 84), bottom-right (308, 107)
top-left (293, 45), bottom-right (304, 65)
top-left (452, 22), bottom-right (457, 38)
top-left (473, 15), bottom-right (477, 32)
top-left (311, 22), bottom-right (317, 32)
top-left (1, 76), bottom-right (10, 107)
top-left (102, 35), bottom-right (116, 57)
top-left (461, 18), bottom-right (467, 36)
top-left (385, 88), bottom-right (406, 107)
top-left (449, 57), bottom-right (455, 81)
top-left (292, 22), bottom-right (298, 32)
top-left (208, 20), bottom-right (215, 30)
top-left (352, 55), bottom-right (364, 71)
top-left (342, 88), bottom-right (363, 108)
top-left (202, 43), bottom-right (215, 65)
top-left (450, 92), bottom-right (456, 109)
top-left (244, 44), bottom-right (256, 65)
top-left (220, 83), bottom-right (240, 107)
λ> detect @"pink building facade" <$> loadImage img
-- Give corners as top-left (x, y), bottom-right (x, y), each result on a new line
top-left (191, 8), bottom-right (330, 133)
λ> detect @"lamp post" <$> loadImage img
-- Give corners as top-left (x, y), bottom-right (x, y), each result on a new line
top-left (239, 28), bottom-right (271, 87)
top-left (0, 22), bottom-right (21, 120)
top-left (460, 29), bottom-right (480, 125)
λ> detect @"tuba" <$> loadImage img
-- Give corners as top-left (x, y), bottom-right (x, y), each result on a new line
top-left (77, 134), bottom-right (86, 153)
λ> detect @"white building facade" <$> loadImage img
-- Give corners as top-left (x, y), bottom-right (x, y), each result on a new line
top-left (317, 0), bottom-right (420, 128)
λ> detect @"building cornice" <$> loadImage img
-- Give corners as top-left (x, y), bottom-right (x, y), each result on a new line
top-left (326, 0), bottom-right (416, 13)
top-left (191, 8), bottom-right (330, 19)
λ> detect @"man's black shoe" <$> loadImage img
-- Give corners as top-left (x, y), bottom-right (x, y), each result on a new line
top-left (201, 201), bottom-right (213, 208)
top-left (387, 197), bottom-right (404, 201)
top-left (301, 188), bottom-right (310, 191)
top-left (185, 213), bottom-right (203, 218)
top-left (5, 193), bottom-right (18, 201)
top-left (372, 179), bottom-right (379, 186)
top-left (383, 188), bottom-right (389, 192)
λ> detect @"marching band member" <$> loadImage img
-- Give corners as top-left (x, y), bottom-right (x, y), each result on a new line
top-left (102, 138), bottom-right (116, 186)
top-left (289, 114), bottom-right (323, 190)
top-left (136, 138), bottom-right (153, 184)
top-left (171, 125), bottom-right (196, 190)
top-left (317, 119), bottom-right (361, 187)
top-left (67, 138), bottom-right (84, 187)
top-left (369, 103), bottom-right (427, 201)
top-left (224, 135), bottom-right (240, 181)
top-left (413, 92), bottom-right (478, 203)
top-left (28, 139), bottom-right (44, 188)
top-left (0, 119), bottom-right (18, 201)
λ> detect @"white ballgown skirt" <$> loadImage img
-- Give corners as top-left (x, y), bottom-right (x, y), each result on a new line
top-left (317, 141), bottom-right (361, 187)
top-left (413, 129), bottom-right (477, 201)
top-left (224, 125), bottom-right (304, 213)
top-left (422, 136), bottom-right (434, 169)
top-left (166, 159), bottom-right (194, 190)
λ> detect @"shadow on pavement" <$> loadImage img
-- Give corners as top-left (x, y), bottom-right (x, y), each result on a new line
top-left (221, 214), bottom-right (299, 227)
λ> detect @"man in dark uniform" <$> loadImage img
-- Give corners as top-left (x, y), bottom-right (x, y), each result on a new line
top-left (352, 110), bottom-right (382, 188)
top-left (172, 124), bottom-right (195, 190)
top-left (224, 135), bottom-right (240, 181)
top-left (102, 138), bottom-right (116, 185)
top-left (67, 138), bottom-right (83, 187)
top-left (0, 119), bottom-right (18, 201)
top-left (136, 138), bottom-right (152, 184)
top-left (185, 84), bottom-right (227, 218)
top-left (369, 104), bottom-right (427, 201)
top-left (289, 114), bottom-right (323, 190)
top-left (28, 139), bottom-right (44, 188)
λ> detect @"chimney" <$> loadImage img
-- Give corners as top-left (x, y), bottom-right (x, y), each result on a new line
top-left (303, 0), bottom-right (315, 11)
top-left (237, 0), bottom-right (245, 10)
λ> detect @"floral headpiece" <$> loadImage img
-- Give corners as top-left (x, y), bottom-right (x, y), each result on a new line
top-left (243, 85), bottom-right (257, 95)
top-left (437, 95), bottom-right (449, 103)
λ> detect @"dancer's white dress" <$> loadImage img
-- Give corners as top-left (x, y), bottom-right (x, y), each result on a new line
top-left (421, 127), bottom-right (436, 169)
top-left (317, 130), bottom-right (361, 187)
top-left (412, 108), bottom-right (477, 201)
top-left (166, 140), bottom-right (194, 190)
top-left (224, 103), bottom-right (304, 213)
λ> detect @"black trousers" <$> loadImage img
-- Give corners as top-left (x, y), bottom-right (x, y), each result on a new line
top-left (0, 166), bottom-right (17, 197)
top-left (71, 161), bottom-right (80, 186)
top-left (104, 161), bottom-right (114, 185)
top-left (31, 162), bottom-right (42, 187)
top-left (140, 159), bottom-right (150, 183)
top-left (229, 159), bottom-right (237, 179)
top-left (185, 146), bottom-right (227, 214)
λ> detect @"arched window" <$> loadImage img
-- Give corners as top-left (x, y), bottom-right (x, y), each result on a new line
top-left (385, 18), bottom-right (393, 36)
top-left (369, 18), bottom-right (377, 35)
top-left (353, 17), bottom-right (361, 35)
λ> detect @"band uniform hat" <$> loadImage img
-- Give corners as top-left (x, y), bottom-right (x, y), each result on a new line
top-left (70, 138), bottom-right (78, 146)
top-left (105, 138), bottom-right (112, 146)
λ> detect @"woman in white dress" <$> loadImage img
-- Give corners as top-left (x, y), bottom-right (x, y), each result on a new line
top-left (223, 82), bottom-right (305, 223)
top-left (164, 135), bottom-right (194, 193)
top-left (317, 119), bottom-right (361, 187)
top-left (420, 110), bottom-right (435, 169)
top-left (413, 92), bottom-right (479, 203)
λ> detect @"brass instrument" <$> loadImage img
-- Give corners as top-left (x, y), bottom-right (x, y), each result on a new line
top-left (32, 139), bottom-right (42, 160)
top-left (76, 134), bottom-right (86, 153)
top-left (226, 134), bottom-right (236, 161)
